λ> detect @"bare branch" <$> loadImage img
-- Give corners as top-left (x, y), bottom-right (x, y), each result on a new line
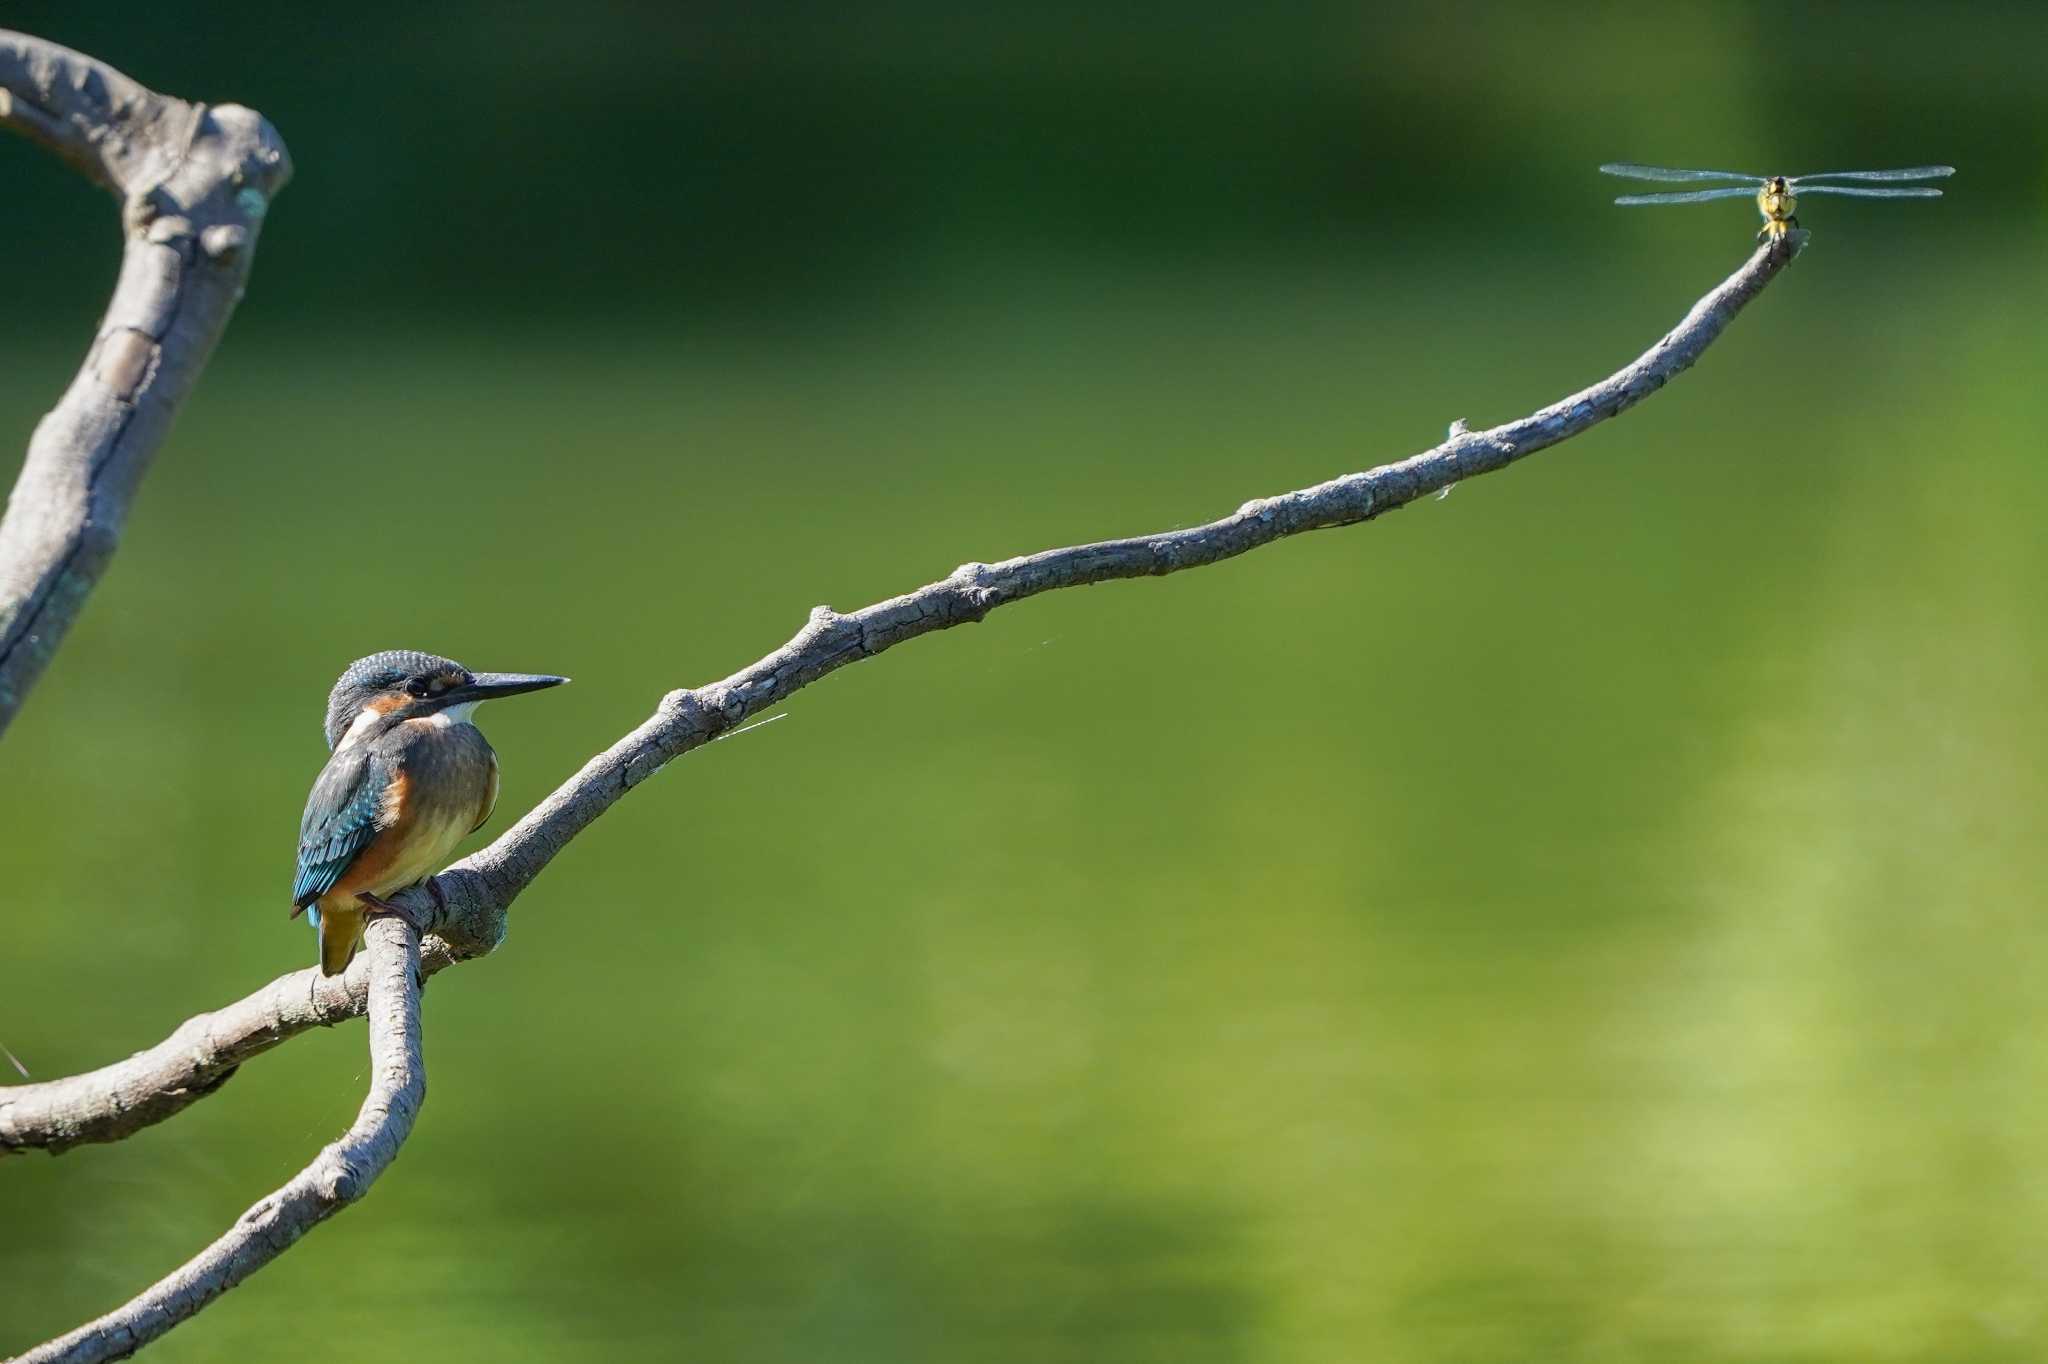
top-left (0, 935), bottom-right (462, 1156)
top-left (13, 913), bottom-right (425, 1364)
top-left (0, 234), bottom-right (1796, 1162)
top-left (0, 30), bottom-right (290, 739)
top-left (432, 235), bottom-right (1796, 923)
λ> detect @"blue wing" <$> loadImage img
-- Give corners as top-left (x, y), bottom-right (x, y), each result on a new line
top-left (1599, 163), bottom-right (1766, 184)
top-left (1788, 166), bottom-right (1954, 185)
top-left (1613, 187), bottom-right (1763, 206)
top-left (292, 744), bottom-right (393, 913)
top-left (1791, 185), bottom-right (1944, 199)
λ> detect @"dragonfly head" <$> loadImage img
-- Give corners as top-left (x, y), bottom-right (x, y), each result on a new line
top-left (1758, 176), bottom-right (1796, 221)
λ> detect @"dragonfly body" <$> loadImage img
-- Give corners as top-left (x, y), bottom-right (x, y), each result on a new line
top-left (1600, 163), bottom-right (1953, 241)
top-left (1756, 176), bottom-right (1797, 240)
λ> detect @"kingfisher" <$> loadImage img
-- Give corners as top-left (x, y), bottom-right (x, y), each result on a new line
top-left (292, 650), bottom-right (567, 975)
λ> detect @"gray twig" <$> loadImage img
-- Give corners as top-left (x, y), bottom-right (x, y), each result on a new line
top-left (1, 233), bottom-right (1796, 1166)
top-left (13, 914), bottom-right (425, 1364)
top-left (0, 29), bottom-right (290, 739)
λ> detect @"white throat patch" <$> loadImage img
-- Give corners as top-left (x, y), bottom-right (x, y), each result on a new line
top-left (337, 705), bottom-right (383, 751)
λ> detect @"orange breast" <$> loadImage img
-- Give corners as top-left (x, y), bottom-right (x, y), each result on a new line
top-left (317, 723), bottom-right (498, 912)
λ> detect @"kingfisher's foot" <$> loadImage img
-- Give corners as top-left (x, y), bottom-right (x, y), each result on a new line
top-left (356, 890), bottom-right (431, 993)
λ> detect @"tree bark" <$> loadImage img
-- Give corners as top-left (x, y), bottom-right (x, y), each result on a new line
top-left (0, 30), bottom-right (290, 739)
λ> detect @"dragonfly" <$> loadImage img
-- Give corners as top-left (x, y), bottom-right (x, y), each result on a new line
top-left (1600, 163), bottom-right (1954, 241)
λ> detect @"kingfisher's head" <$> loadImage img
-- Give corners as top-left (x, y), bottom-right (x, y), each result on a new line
top-left (323, 650), bottom-right (569, 750)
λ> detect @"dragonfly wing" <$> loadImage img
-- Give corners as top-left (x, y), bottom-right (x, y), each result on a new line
top-left (1789, 166), bottom-right (1954, 184)
top-left (1793, 185), bottom-right (1944, 198)
top-left (1613, 187), bottom-right (1763, 206)
top-left (1600, 163), bottom-right (1766, 183)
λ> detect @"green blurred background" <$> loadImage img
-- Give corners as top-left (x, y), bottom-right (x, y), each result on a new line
top-left (4, 3), bottom-right (2046, 1360)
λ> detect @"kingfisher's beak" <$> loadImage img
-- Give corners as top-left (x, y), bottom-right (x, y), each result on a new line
top-left (454, 671), bottom-right (570, 704)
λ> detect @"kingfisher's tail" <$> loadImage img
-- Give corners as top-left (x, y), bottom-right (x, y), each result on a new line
top-left (315, 905), bottom-right (363, 976)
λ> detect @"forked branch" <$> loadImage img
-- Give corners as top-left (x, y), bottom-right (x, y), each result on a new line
top-left (13, 913), bottom-right (425, 1364)
top-left (2, 233), bottom-right (1798, 1166)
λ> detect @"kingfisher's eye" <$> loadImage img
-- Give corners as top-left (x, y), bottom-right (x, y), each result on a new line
top-left (405, 677), bottom-right (432, 698)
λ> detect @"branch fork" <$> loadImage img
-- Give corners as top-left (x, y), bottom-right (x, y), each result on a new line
top-left (2, 25), bottom-right (1801, 1360)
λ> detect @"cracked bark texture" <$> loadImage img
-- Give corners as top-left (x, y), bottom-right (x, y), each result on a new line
top-left (1, 233), bottom-right (1798, 1169)
top-left (14, 913), bottom-right (426, 1364)
top-left (0, 30), bottom-right (290, 738)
